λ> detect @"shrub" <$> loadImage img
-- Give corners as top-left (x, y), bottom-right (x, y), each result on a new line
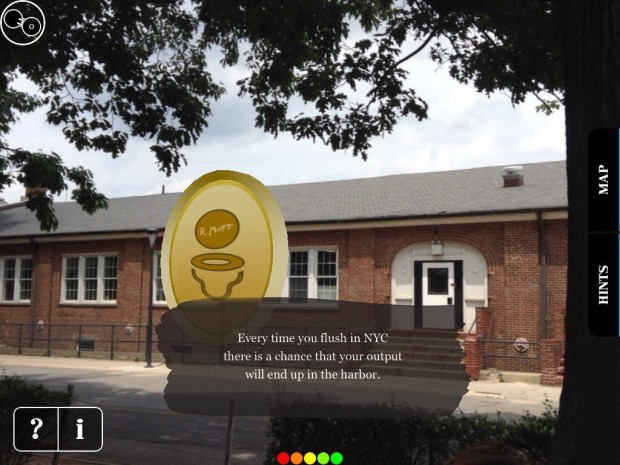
top-left (0, 375), bottom-right (72, 465)
top-left (264, 400), bottom-right (557, 465)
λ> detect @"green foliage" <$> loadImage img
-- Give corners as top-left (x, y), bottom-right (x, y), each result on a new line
top-left (201, 0), bottom-right (562, 160)
top-left (429, 0), bottom-right (562, 107)
top-left (535, 99), bottom-right (561, 115)
top-left (1, 1), bottom-right (564, 230)
top-left (506, 398), bottom-right (558, 461)
top-left (0, 374), bottom-right (72, 465)
top-left (3, 150), bottom-right (109, 231)
top-left (264, 401), bottom-right (557, 465)
top-left (1, 0), bottom-right (221, 230)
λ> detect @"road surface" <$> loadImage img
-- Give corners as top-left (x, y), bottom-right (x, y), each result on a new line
top-left (1, 355), bottom-right (561, 465)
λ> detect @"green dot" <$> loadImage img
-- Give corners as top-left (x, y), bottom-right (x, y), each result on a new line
top-left (317, 452), bottom-right (330, 465)
top-left (330, 452), bottom-right (343, 464)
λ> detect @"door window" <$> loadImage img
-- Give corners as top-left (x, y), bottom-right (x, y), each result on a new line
top-left (427, 268), bottom-right (449, 295)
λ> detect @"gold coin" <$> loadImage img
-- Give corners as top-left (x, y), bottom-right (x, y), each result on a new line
top-left (161, 170), bottom-right (288, 308)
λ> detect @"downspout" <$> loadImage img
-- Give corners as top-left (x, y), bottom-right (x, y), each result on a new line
top-left (29, 238), bottom-right (38, 348)
top-left (536, 211), bottom-right (547, 339)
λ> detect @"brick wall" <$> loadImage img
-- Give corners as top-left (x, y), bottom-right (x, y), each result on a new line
top-left (0, 237), bottom-right (167, 355)
top-left (289, 218), bottom-right (567, 376)
top-left (1, 217), bottom-right (567, 376)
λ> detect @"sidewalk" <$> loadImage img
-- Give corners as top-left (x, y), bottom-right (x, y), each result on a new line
top-left (459, 378), bottom-right (561, 418)
top-left (0, 354), bottom-right (561, 419)
top-left (0, 354), bottom-right (169, 373)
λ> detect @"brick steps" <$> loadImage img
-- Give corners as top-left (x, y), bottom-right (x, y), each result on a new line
top-left (360, 333), bottom-right (466, 381)
top-left (367, 350), bottom-right (463, 363)
top-left (365, 365), bottom-right (468, 381)
top-left (375, 342), bottom-right (461, 355)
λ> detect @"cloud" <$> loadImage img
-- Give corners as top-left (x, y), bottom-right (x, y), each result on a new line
top-left (3, 50), bottom-right (565, 203)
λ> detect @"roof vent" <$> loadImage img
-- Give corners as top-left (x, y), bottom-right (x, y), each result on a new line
top-left (502, 166), bottom-right (524, 188)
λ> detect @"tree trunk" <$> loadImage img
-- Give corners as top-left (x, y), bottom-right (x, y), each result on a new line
top-left (551, 2), bottom-right (620, 464)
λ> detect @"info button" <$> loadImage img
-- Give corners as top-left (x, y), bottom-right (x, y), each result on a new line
top-left (58, 407), bottom-right (103, 452)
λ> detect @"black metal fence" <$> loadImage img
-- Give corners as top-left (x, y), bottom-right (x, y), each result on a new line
top-left (482, 339), bottom-right (541, 372)
top-left (0, 323), bottom-right (358, 368)
top-left (0, 322), bottom-right (152, 359)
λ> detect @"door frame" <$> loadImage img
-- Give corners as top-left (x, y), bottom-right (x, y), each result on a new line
top-left (414, 260), bottom-right (463, 330)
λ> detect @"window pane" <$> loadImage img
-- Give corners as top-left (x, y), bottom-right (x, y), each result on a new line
top-left (3, 280), bottom-right (14, 301)
top-left (84, 279), bottom-right (98, 300)
top-left (19, 280), bottom-right (32, 301)
top-left (428, 268), bottom-right (449, 295)
top-left (84, 257), bottom-right (98, 279)
top-left (104, 256), bottom-right (117, 278)
top-left (317, 277), bottom-right (337, 300)
top-left (155, 255), bottom-right (165, 302)
top-left (65, 257), bottom-right (79, 279)
top-left (289, 277), bottom-right (308, 299)
top-left (2, 259), bottom-right (16, 300)
top-left (155, 282), bottom-right (165, 302)
top-left (65, 280), bottom-right (78, 300)
top-left (18, 259), bottom-right (33, 301)
top-left (289, 251), bottom-right (308, 277)
top-left (3, 259), bottom-right (15, 279)
top-left (83, 257), bottom-right (98, 300)
top-left (317, 251), bottom-right (337, 277)
top-left (20, 259), bottom-right (32, 279)
top-left (64, 257), bottom-right (79, 301)
top-left (102, 256), bottom-right (117, 301)
top-left (103, 278), bottom-right (117, 301)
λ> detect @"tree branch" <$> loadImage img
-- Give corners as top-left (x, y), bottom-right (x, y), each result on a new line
top-left (393, 20), bottom-right (444, 69)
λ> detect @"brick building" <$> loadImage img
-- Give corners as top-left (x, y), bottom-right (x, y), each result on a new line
top-left (0, 161), bottom-right (567, 385)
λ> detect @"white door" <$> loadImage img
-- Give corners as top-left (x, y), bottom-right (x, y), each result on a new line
top-left (422, 262), bottom-right (454, 305)
top-left (420, 262), bottom-right (456, 329)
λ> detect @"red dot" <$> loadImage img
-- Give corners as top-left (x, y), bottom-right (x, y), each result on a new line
top-left (277, 452), bottom-right (290, 464)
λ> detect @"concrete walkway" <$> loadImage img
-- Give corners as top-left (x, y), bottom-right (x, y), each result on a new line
top-left (458, 378), bottom-right (560, 419)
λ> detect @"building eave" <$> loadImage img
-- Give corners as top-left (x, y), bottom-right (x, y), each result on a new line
top-left (0, 207), bottom-right (567, 244)
top-left (286, 208), bottom-right (568, 232)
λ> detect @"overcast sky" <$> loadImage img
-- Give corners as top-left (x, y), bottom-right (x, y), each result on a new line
top-left (3, 48), bottom-right (565, 204)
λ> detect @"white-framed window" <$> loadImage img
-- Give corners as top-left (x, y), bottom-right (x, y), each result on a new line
top-left (0, 257), bottom-right (33, 302)
top-left (285, 248), bottom-right (338, 300)
top-left (61, 255), bottom-right (118, 303)
top-left (154, 252), bottom-right (166, 304)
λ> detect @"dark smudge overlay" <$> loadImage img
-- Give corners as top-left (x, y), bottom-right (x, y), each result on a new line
top-left (157, 298), bottom-right (469, 417)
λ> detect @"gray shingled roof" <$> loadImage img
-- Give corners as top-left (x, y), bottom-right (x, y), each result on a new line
top-left (0, 161), bottom-right (566, 239)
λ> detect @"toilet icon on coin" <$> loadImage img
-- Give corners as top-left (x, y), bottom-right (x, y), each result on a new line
top-left (192, 209), bottom-right (245, 300)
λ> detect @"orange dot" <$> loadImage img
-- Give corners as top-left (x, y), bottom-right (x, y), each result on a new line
top-left (194, 210), bottom-right (239, 249)
top-left (291, 452), bottom-right (303, 464)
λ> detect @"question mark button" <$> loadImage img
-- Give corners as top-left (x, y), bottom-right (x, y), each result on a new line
top-left (30, 417), bottom-right (43, 439)
top-left (13, 407), bottom-right (59, 452)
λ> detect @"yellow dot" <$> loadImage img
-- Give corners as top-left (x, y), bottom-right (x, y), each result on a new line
top-left (291, 452), bottom-right (303, 464)
top-left (194, 210), bottom-right (239, 249)
top-left (304, 452), bottom-right (317, 464)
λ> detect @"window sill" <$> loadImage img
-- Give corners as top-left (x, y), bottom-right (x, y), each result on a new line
top-left (0, 301), bottom-right (31, 306)
top-left (275, 301), bottom-right (340, 312)
top-left (59, 302), bottom-right (117, 307)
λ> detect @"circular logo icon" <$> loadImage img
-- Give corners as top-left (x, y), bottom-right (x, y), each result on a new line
top-left (1, 1), bottom-right (45, 46)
